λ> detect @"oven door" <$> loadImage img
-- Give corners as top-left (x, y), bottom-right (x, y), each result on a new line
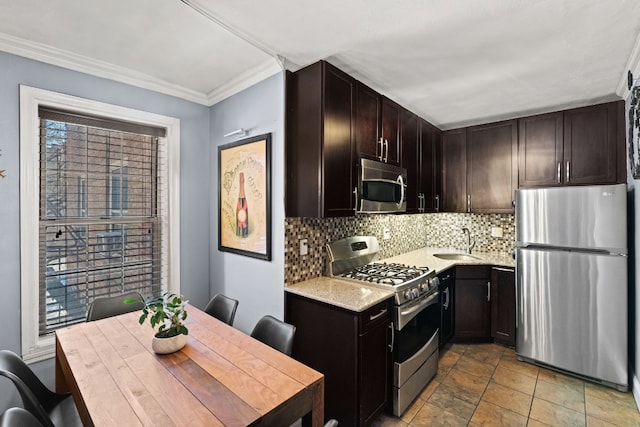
top-left (392, 291), bottom-right (440, 415)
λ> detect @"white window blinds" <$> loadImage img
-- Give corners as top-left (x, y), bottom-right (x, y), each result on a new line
top-left (38, 107), bottom-right (167, 333)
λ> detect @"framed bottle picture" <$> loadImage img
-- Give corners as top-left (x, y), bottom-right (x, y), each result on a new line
top-left (218, 133), bottom-right (271, 261)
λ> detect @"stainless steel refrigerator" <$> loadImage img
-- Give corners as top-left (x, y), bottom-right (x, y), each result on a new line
top-left (515, 184), bottom-right (628, 391)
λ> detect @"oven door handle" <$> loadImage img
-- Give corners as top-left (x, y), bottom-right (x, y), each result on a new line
top-left (396, 291), bottom-right (439, 330)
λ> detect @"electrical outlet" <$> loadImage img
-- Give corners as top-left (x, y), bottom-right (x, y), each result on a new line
top-left (383, 228), bottom-right (391, 240)
top-left (491, 227), bottom-right (503, 238)
top-left (299, 239), bottom-right (308, 256)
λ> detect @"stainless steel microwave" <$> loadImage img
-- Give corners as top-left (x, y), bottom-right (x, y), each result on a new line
top-left (356, 158), bottom-right (407, 214)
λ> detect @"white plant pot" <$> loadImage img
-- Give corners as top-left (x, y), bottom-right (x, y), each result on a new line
top-left (151, 333), bottom-right (188, 354)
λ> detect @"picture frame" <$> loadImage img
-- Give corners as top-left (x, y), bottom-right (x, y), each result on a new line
top-left (218, 133), bottom-right (272, 261)
top-left (629, 86), bottom-right (640, 179)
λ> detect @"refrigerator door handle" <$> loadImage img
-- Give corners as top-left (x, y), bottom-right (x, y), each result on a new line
top-left (557, 162), bottom-right (561, 183)
top-left (566, 160), bottom-right (570, 182)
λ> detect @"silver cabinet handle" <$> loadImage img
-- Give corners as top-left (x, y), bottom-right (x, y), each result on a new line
top-left (557, 162), bottom-right (561, 183)
top-left (486, 281), bottom-right (491, 302)
top-left (353, 187), bottom-right (358, 213)
top-left (443, 287), bottom-right (450, 310)
top-left (435, 195), bottom-right (440, 212)
top-left (370, 308), bottom-right (387, 321)
top-left (378, 137), bottom-right (384, 161)
top-left (388, 322), bottom-right (395, 351)
top-left (492, 267), bottom-right (514, 272)
top-left (467, 194), bottom-right (471, 213)
top-left (384, 139), bottom-right (389, 163)
top-left (566, 160), bottom-right (570, 183)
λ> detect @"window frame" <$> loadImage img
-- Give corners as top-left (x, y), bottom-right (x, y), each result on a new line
top-left (20, 85), bottom-right (181, 363)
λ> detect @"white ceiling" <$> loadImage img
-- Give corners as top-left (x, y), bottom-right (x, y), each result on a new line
top-left (1, 0), bottom-right (639, 129)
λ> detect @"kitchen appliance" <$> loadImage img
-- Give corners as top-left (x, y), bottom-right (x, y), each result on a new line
top-left (327, 236), bottom-right (439, 415)
top-left (356, 158), bottom-right (407, 214)
top-left (515, 184), bottom-right (628, 391)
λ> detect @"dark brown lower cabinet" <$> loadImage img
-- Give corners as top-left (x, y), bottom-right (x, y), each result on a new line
top-left (285, 293), bottom-right (392, 426)
top-left (490, 267), bottom-right (516, 347)
top-left (454, 265), bottom-right (492, 341)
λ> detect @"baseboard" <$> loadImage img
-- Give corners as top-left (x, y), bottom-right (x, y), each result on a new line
top-left (633, 374), bottom-right (640, 411)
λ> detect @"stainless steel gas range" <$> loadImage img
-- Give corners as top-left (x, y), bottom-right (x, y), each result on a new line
top-left (327, 236), bottom-right (440, 416)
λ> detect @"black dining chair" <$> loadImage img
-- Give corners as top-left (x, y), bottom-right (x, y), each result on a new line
top-left (203, 294), bottom-right (239, 326)
top-left (0, 350), bottom-right (81, 427)
top-left (250, 315), bottom-right (296, 356)
top-left (0, 407), bottom-right (44, 427)
top-left (86, 291), bottom-right (145, 322)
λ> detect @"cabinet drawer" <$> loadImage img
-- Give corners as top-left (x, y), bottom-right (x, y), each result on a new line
top-left (359, 300), bottom-right (391, 333)
top-left (455, 265), bottom-right (490, 279)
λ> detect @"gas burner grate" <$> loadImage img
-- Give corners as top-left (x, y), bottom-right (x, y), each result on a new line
top-left (338, 262), bottom-right (430, 286)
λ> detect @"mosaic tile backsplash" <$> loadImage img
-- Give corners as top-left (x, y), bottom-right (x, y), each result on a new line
top-left (284, 213), bottom-right (515, 285)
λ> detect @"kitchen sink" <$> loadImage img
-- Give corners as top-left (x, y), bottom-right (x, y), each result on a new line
top-left (433, 253), bottom-right (481, 261)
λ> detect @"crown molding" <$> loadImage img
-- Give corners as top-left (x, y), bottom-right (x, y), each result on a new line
top-left (206, 57), bottom-right (282, 105)
top-left (617, 29), bottom-right (640, 99)
top-left (0, 32), bottom-right (282, 107)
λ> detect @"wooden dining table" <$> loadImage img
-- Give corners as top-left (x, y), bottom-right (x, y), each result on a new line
top-left (55, 305), bottom-right (324, 427)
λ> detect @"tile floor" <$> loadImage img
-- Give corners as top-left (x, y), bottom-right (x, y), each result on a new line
top-left (372, 343), bottom-right (640, 427)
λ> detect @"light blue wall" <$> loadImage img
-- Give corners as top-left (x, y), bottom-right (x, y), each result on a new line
top-left (209, 72), bottom-right (286, 334)
top-left (0, 51), bottom-right (212, 404)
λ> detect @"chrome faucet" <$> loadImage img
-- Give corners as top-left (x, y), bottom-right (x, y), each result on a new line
top-left (462, 227), bottom-right (476, 254)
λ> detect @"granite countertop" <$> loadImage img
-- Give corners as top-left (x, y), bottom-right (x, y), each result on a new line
top-left (284, 276), bottom-right (395, 312)
top-left (285, 247), bottom-right (515, 312)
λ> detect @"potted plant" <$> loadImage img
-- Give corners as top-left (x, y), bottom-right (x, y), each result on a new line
top-left (126, 292), bottom-right (189, 354)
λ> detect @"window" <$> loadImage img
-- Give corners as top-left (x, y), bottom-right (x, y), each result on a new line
top-left (20, 86), bottom-right (181, 362)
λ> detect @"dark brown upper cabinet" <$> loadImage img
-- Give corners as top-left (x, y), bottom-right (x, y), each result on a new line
top-left (354, 81), bottom-right (382, 162)
top-left (519, 101), bottom-right (625, 188)
top-left (467, 120), bottom-right (518, 213)
top-left (355, 83), bottom-right (401, 166)
top-left (381, 97), bottom-right (401, 165)
top-left (441, 129), bottom-right (467, 213)
top-left (419, 120), bottom-right (442, 213)
top-left (286, 61), bottom-right (357, 218)
top-left (401, 109), bottom-right (420, 213)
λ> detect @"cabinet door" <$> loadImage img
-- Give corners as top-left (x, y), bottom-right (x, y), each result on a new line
top-left (323, 64), bottom-right (357, 217)
top-left (438, 270), bottom-right (455, 348)
top-left (381, 97), bottom-right (401, 165)
top-left (359, 319), bottom-right (389, 425)
top-left (441, 129), bottom-right (467, 212)
top-left (454, 278), bottom-right (492, 340)
top-left (467, 120), bottom-right (517, 213)
top-left (490, 267), bottom-right (516, 347)
top-left (355, 82), bottom-right (381, 161)
top-left (518, 112), bottom-right (563, 187)
top-left (563, 102), bottom-right (619, 185)
top-left (401, 110), bottom-right (420, 213)
top-left (420, 120), bottom-right (439, 212)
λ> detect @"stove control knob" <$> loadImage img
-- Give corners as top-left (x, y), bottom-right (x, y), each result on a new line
top-left (420, 283), bottom-right (428, 292)
top-left (404, 290), bottom-right (412, 300)
top-left (411, 288), bottom-right (420, 298)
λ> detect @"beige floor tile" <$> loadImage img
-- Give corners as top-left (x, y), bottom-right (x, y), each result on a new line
top-left (400, 396), bottom-right (425, 424)
top-left (370, 413), bottom-right (409, 427)
top-left (465, 345), bottom-right (503, 367)
top-left (482, 380), bottom-right (533, 416)
top-left (498, 357), bottom-right (540, 379)
top-left (585, 395), bottom-right (640, 427)
top-left (537, 368), bottom-right (585, 390)
top-left (502, 348), bottom-right (518, 360)
top-left (584, 382), bottom-right (638, 410)
top-left (470, 400), bottom-right (528, 427)
top-left (530, 397), bottom-right (586, 426)
top-left (491, 364), bottom-right (537, 395)
top-left (439, 350), bottom-right (461, 371)
top-left (427, 384), bottom-right (477, 421)
top-left (444, 343), bottom-right (469, 355)
top-left (527, 420), bottom-right (551, 427)
top-left (417, 378), bottom-right (439, 401)
top-left (535, 378), bottom-right (585, 413)
top-left (586, 416), bottom-right (619, 427)
top-left (441, 367), bottom-right (490, 405)
top-left (455, 355), bottom-right (496, 381)
top-left (409, 402), bottom-right (468, 427)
